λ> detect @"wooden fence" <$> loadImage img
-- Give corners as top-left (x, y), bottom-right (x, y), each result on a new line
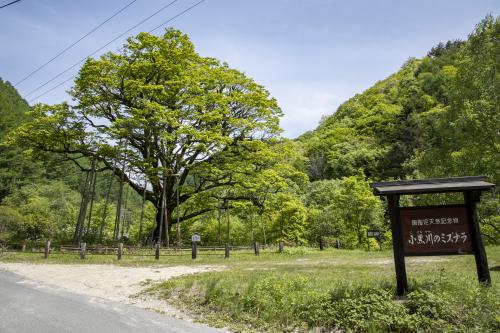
top-left (0, 241), bottom-right (277, 260)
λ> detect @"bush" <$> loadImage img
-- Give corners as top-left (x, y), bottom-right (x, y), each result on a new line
top-left (161, 271), bottom-right (500, 332)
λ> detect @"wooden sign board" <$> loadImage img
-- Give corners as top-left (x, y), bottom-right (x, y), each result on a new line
top-left (191, 234), bottom-right (201, 242)
top-left (370, 176), bottom-right (495, 295)
top-left (400, 205), bottom-right (473, 256)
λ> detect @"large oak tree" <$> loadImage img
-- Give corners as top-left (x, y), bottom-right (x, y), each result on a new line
top-left (11, 29), bottom-right (283, 243)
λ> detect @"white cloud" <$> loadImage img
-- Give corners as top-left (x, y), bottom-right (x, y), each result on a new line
top-left (270, 82), bottom-right (342, 138)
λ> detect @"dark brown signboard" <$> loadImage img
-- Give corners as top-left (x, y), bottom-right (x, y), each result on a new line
top-left (400, 205), bottom-right (473, 256)
top-left (371, 176), bottom-right (495, 295)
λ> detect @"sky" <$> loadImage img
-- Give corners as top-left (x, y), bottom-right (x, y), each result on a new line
top-left (0, 0), bottom-right (498, 138)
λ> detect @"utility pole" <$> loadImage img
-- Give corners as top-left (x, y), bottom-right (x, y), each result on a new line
top-left (176, 174), bottom-right (181, 248)
top-left (138, 178), bottom-right (147, 244)
top-left (114, 141), bottom-right (127, 243)
top-left (217, 197), bottom-right (222, 246)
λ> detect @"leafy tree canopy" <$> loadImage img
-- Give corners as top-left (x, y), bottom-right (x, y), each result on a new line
top-left (9, 29), bottom-right (285, 241)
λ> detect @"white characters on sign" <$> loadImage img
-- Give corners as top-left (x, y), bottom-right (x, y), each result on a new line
top-left (411, 217), bottom-right (460, 226)
top-left (408, 231), bottom-right (467, 246)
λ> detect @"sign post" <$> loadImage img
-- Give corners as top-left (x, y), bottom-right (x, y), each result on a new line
top-left (366, 229), bottom-right (382, 251)
top-left (191, 234), bottom-right (200, 260)
top-left (370, 176), bottom-right (495, 296)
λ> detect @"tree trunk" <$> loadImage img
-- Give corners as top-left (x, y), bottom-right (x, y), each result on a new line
top-left (74, 171), bottom-right (91, 245)
top-left (138, 183), bottom-right (146, 244)
top-left (98, 175), bottom-right (114, 244)
top-left (153, 207), bottom-right (172, 245)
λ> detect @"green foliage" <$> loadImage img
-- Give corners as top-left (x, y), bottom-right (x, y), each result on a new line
top-left (410, 15), bottom-right (500, 185)
top-left (301, 15), bottom-right (498, 185)
top-left (0, 78), bottom-right (28, 140)
top-left (8, 29), bottom-right (287, 241)
top-left (1, 16), bottom-right (498, 248)
top-left (300, 15), bottom-right (499, 245)
top-left (157, 247), bottom-right (500, 333)
top-left (0, 78), bottom-right (31, 201)
top-left (0, 181), bottom-right (79, 242)
top-left (304, 173), bottom-right (384, 248)
top-left (266, 193), bottom-right (307, 245)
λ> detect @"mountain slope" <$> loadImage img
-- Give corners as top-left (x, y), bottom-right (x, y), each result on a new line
top-left (299, 15), bottom-right (498, 185)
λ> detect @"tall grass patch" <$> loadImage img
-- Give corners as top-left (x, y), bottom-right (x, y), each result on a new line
top-left (156, 247), bottom-right (500, 332)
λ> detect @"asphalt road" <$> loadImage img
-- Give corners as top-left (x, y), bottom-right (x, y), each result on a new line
top-left (0, 270), bottom-right (227, 333)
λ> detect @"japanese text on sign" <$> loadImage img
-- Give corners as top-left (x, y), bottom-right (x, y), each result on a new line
top-left (407, 230), bottom-right (467, 246)
top-left (400, 205), bottom-right (473, 255)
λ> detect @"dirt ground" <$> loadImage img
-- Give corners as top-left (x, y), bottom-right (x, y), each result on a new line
top-left (0, 263), bottom-right (222, 320)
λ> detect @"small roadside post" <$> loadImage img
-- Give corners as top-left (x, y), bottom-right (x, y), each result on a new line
top-left (44, 240), bottom-right (50, 259)
top-left (254, 242), bottom-right (260, 256)
top-left (370, 176), bottom-right (495, 296)
top-left (191, 234), bottom-right (200, 259)
top-left (80, 242), bottom-right (86, 260)
top-left (155, 243), bottom-right (160, 260)
top-left (117, 242), bottom-right (123, 260)
top-left (278, 242), bottom-right (284, 253)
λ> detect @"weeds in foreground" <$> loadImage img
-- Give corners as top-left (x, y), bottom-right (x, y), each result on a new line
top-left (155, 247), bottom-right (500, 332)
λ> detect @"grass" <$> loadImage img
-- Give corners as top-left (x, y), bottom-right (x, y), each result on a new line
top-left (2, 246), bottom-right (500, 332)
top-left (150, 246), bottom-right (500, 333)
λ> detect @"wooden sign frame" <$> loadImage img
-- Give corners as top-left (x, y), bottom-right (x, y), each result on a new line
top-left (370, 176), bottom-right (495, 296)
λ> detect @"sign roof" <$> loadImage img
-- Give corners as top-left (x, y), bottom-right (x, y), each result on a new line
top-left (370, 176), bottom-right (495, 196)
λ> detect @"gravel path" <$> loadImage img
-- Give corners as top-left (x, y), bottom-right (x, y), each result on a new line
top-left (0, 269), bottom-right (228, 333)
top-left (0, 263), bottom-right (223, 320)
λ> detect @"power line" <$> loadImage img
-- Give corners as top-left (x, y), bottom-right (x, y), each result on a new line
top-left (24, 0), bottom-right (181, 99)
top-left (0, 0), bottom-right (21, 9)
top-left (15, 0), bottom-right (138, 87)
top-left (149, 0), bottom-right (207, 33)
top-left (28, 75), bottom-right (76, 103)
top-left (28, 0), bottom-right (209, 103)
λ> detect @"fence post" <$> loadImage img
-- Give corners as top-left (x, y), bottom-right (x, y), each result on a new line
top-left (224, 243), bottom-right (230, 259)
top-left (192, 241), bottom-right (197, 260)
top-left (155, 243), bottom-right (160, 260)
top-left (80, 242), bottom-right (86, 259)
top-left (254, 242), bottom-right (260, 256)
top-left (117, 242), bottom-right (123, 260)
top-left (278, 242), bottom-right (284, 253)
top-left (22, 244), bottom-right (26, 252)
top-left (335, 239), bottom-right (341, 249)
top-left (44, 240), bottom-right (51, 259)
top-left (319, 237), bottom-right (324, 251)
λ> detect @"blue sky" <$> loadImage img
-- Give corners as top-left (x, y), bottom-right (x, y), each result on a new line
top-left (0, 0), bottom-right (498, 138)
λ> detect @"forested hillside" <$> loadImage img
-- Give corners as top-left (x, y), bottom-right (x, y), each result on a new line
top-left (0, 16), bottom-right (498, 248)
top-left (299, 15), bottom-right (499, 243)
top-left (0, 79), bottom-right (150, 244)
top-left (0, 78), bottom-right (30, 201)
top-left (300, 17), bottom-right (498, 184)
